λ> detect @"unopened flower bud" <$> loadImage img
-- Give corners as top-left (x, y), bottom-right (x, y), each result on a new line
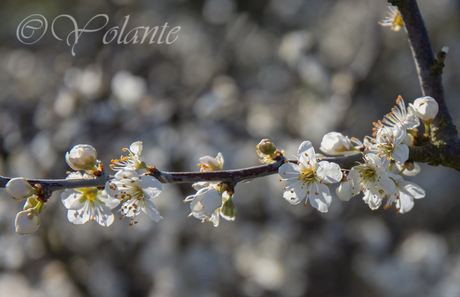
top-left (320, 132), bottom-right (351, 155)
top-left (411, 96), bottom-right (438, 123)
top-left (257, 139), bottom-right (277, 155)
top-left (65, 144), bottom-right (97, 171)
top-left (220, 196), bottom-right (237, 221)
top-left (15, 209), bottom-right (40, 235)
top-left (336, 182), bottom-right (353, 202)
top-left (6, 177), bottom-right (34, 201)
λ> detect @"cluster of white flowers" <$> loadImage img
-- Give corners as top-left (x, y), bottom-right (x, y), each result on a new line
top-left (3, 94), bottom-right (439, 234)
top-left (184, 153), bottom-right (237, 227)
top-left (277, 96), bottom-right (437, 214)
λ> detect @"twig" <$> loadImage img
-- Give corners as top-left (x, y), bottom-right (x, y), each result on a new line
top-left (0, 154), bottom-right (364, 193)
top-left (389, 0), bottom-right (460, 169)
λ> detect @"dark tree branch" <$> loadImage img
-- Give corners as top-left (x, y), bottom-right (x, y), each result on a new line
top-left (0, 154), bottom-right (365, 193)
top-left (389, 0), bottom-right (460, 170)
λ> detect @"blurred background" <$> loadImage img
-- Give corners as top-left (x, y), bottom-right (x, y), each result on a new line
top-left (1, 0), bottom-right (460, 296)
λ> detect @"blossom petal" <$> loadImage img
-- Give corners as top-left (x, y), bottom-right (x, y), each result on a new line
top-left (297, 141), bottom-right (314, 156)
top-left (67, 204), bottom-right (91, 224)
top-left (115, 169), bottom-right (139, 180)
top-left (61, 190), bottom-right (80, 209)
top-left (399, 180), bottom-right (425, 199)
top-left (376, 171), bottom-right (396, 195)
top-left (143, 199), bottom-right (163, 222)
top-left (392, 144), bottom-right (409, 164)
top-left (279, 163), bottom-right (301, 179)
top-left (129, 141), bottom-right (143, 156)
top-left (316, 161), bottom-right (342, 183)
top-left (396, 191), bottom-right (415, 213)
top-left (362, 182), bottom-right (383, 210)
top-left (308, 182), bottom-right (332, 212)
top-left (283, 180), bottom-right (306, 205)
top-left (140, 176), bottom-right (162, 199)
top-left (95, 205), bottom-right (115, 227)
top-left (98, 190), bottom-right (121, 209)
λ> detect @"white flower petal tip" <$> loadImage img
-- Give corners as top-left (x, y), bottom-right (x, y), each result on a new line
top-left (279, 141), bottom-right (342, 212)
top-left (411, 96), bottom-right (438, 123)
top-left (65, 144), bottom-right (97, 171)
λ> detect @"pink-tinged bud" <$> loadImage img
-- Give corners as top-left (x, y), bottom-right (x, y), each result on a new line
top-left (411, 96), bottom-right (438, 123)
top-left (6, 177), bottom-right (34, 201)
top-left (15, 209), bottom-right (40, 235)
top-left (65, 144), bottom-right (97, 171)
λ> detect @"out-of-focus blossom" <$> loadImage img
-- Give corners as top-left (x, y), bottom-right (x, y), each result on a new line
top-left (379, 5), bottom-right (404, 31)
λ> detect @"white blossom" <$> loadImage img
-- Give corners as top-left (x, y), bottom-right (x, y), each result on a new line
top-left (385, 174), bottom-right (425, 213)
top-left (184, 186), bottom-right (222, 226)
top-left (366, 125), bottom-right (409, 164)
top-left (110, 141), bottom-right (146, 171)
top-left (105, 169), bottom-right (162, 225)
top-left (379, 5), bottom-right (404, 31)
top-left (61, 172), bottom-right (120, 227)
top-left (410, 96), bottom-right (439, 123)
top-left (320, 132), bottom-right (359, 156)
top-left (279, 141), bottom-right (342, 212)
top-left (6, 177), bottom-right (34, 201)
top-left (378, 96), bottom-right (419, 132)
top-left (198, 152), bottom-right (224, 172)
top-left (347, 153), bottom-right (395, 210)
top-left (65, 144), bottom-right (98, 171)
top-left (15, 209), bottom-right (40, 235)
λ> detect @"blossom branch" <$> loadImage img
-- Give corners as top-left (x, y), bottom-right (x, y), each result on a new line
top-left (389, 0), bottom-right (460, 170)
top-left (0, 154), bottom-right (365, 193)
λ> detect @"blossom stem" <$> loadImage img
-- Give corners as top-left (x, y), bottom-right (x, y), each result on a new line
top-left (0, 154), bottom-right (364, 193)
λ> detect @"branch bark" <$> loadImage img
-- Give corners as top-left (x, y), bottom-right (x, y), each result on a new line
top-left (390, 0), bottom-right (460, 169)
top-left (0, 154), bottom-right (364, 193)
